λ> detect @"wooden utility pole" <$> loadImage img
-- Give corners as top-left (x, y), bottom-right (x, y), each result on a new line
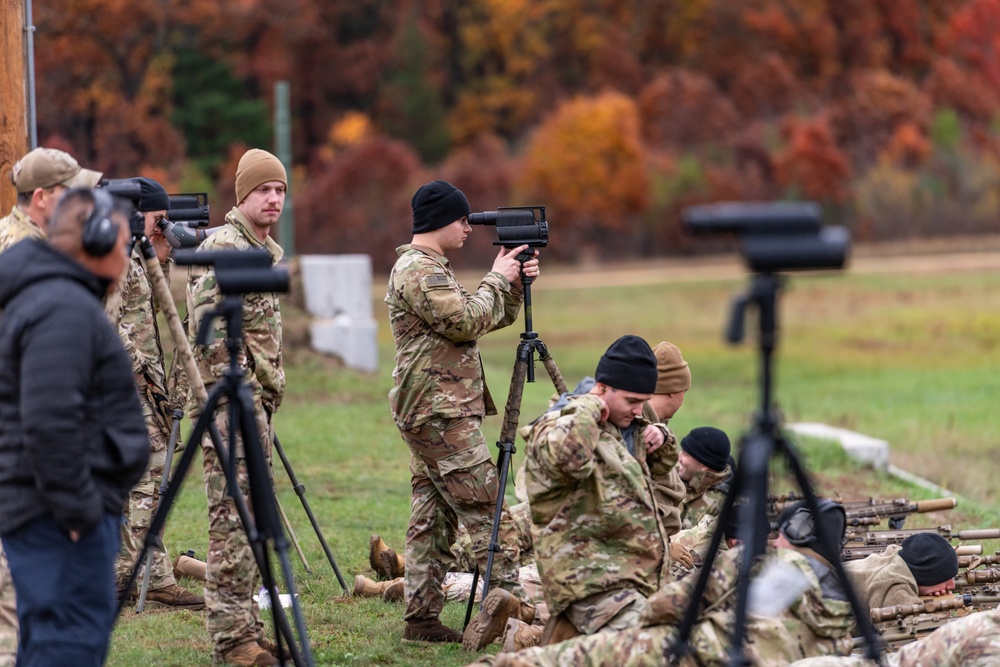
top-left (1, 0), bottom-right (29, 214)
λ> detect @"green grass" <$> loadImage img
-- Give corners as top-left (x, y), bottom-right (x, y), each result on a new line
top-left (109, 263), bottom-right (1000, 665)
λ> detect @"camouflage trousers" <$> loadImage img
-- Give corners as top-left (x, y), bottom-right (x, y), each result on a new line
top-left (790, 607), bottom-right (1000, 667)
top-left (491, 623), bottom-right (681, 667)
top-left (451, 500), bottom-right (534, 573)
top-left (444, 563), bottom-right (544, 606)
top-left (115, 397), bottom-right (176, 591)
top-left (202, 404), bottom-right (273, 658)
top-left (398, 416), bottom-right (523, 622)
top-left (0, 541), bottom-right (16, 667)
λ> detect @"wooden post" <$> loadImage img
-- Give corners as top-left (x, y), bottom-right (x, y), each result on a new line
top-left (1, 0), bottom-right (29, 215)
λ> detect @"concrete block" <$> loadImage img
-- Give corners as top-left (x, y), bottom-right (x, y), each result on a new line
top-left (786, 422), bottom-right (890, 470)
top-left (299, 254), bottom-right (373, 319)
top-left (310, 315), bottom-right (379, 373)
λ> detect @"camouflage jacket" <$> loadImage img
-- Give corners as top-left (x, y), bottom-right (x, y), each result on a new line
top-left (186, 207), bottom-right (285, 413)
top-left (107, 250), bottom-right (171, 431)
top-left (635, 401), bottom-right (686, 536)
top-left (843, 544), bottom-right (920, 613)
top-left (385, 244), bottom-right (523, 430)
top-left (642, 546), bottom-right (854, 666)
top-left (521, 393), bottom-right (670, 617)
top-left (681, 464), bottom-right (733, 529)
top-left (0, 206), bottom-right (44, 253)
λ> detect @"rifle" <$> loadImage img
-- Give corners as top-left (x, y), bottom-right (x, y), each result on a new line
top-left (844, 525), bottom-right (1000, 546)
top-left (861, 594), bottom-right (1000, 649)
top-left (841, 544), bottom-right (982, 562)
top-left (844, 497), bottom-right (956, 531)
top-left (959, 553), bottom-right (1000, 568)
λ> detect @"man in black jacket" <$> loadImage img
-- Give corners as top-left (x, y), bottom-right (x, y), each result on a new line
top-left (0, 188), bottom-right (149, 667)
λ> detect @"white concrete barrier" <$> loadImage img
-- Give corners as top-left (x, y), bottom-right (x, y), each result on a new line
top-left (299, 255), bottom-right (378, 372)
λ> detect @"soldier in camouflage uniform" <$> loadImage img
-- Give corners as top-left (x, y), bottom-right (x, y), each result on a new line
top-left (186, 149), bottom-right (287, 667)
top-left (677, 427), bottom-right (733, 530)
top-left (519, 335), bottom-right (671, 644)
top-left (0, 147), bottom-right (101, 666)
top-left (790, 607), bottom-right (1000, 667)
top-left (386, 180), bottom-right (540, 648)
top-left (843, 532), bottom-right (957, 614)
top-left (468, 501), bottom-right (854, 667)
top-left (108, 177), bottom-right (205, 610)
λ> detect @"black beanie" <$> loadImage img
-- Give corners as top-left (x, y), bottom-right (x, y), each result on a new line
top-left (900, 533), bottom-right (959, 586)
top-left (135, 176), bottom-right (169, 213)
top-left (595, 335), bottom-right (657, 394)
top-left (411, 180), bottom-right (471, 234)
top-left (681, 427), bottom-right (731, 473)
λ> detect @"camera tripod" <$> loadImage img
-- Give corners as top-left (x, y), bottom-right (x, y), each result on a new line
top-left (464, 261), bottom-right (567, 625)
top-left (666, 272), bottom-right (883, 666)
top-left (115, 239), bottom-right (313, 667)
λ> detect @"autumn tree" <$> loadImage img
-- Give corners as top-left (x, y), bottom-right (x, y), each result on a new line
top-left (519, 91), bottom-right (648, 262)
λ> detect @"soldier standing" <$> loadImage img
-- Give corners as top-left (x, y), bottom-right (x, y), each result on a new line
top-left (0, 147), bottom-right (102, 666)
top-left (109, 177), bottom-right (204, 610)
top-left (385, 180), bottom-right (540, 649)
top-left (186, 149), bottom-right (286, 667)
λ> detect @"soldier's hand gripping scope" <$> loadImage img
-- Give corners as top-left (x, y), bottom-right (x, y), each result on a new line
top-left (160, 193), bottom-right (214, 249)
top-left (468, 206), bottom-right (548, 252)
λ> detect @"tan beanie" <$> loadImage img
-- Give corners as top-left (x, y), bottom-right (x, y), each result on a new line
top-left (653, 341), bottom-right (692, 394)
top-left (235, 148), bottom-right (287, 204)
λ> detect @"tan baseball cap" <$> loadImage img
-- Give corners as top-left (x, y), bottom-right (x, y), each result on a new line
top-left (11, 147), bottom-right (103, 193)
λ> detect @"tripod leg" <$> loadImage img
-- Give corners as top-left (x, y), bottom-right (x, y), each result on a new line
top-left (273, 434), bottom-right (349, 592)
top-left (779, 438), bottom-right (885, 663)
top-left (276, 497), bottom-right (312, 574)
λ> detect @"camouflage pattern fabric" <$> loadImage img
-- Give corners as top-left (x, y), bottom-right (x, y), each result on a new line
top-left (842, 544), bottom-right (920, 613)
top-left (0, 205), bottom-right (44, 253)
top-left (109, 252), bottom-right (177, 590)
top-left (201, 406), bottom-right (273, 659)
top-left (444, 563), bottom-right (544, 605)
top-left (185, 208), bottom-right (283, 657)
top-left (386, 243), bottom-right (528, 622)
top-left (520, 393), bottom-right (670, 628)
top-left (451, 500), bottom-right (534, 573)
top-left (790, 607), bottom-right (1000, 667)
top-left (486, 547), bottom-right (853, 667)
top-left (635, 402), bottom-right (685, 536)
top-left (0, 543), bottom-right (15, 667)
top-left (186, 207), bottom-right (285, 415)
top-left (0, 209), bottom-right (28, 665)
top-left (385, 244), bottom-right (523, 431)
top-left (680, 464), bottom-right (732, 530)
top-left (399, 416), bottom-right (523, 622)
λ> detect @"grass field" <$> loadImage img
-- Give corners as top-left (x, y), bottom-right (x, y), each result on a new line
top-left (108, 257), bottom-right (1000, 666)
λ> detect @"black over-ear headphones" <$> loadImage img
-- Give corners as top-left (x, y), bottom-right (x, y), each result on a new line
top-left (82, 188), bottom-right (118, 257)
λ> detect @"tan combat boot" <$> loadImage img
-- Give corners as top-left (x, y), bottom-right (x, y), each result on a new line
top-left (219, 641), bottom-right (278, 666)
top-left (174, 552), bottom-right (207, 580)
top-left (145, 584), bottom-right (206, 610)
top-left (382, 578), bottom-right (404, 602)
top-left (369, 535), bottom-right (391, 578)
top-left (379, 548), bottom-right (405, 580)
top-left (353, 575), bottom-right (397, 597)
top-left (501, 617), bottom-right (543, 652)
top-left (403, 617), bottom-right (462, 643)
top-left (462, 588), bottom-right (521, 651)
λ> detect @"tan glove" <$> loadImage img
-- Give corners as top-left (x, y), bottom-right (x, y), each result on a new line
top-left (669, 540), bottom-right (694, 569)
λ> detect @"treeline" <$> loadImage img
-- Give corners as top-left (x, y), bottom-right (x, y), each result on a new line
top-left (32, 0), bottom-right (1000, 268)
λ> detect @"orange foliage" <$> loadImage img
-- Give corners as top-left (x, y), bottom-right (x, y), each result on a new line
top-left (947, 0), bottom-right (1000, 95)
top-left (519, 91), bottom-right (648, 258)
top-left (882, 123), bottom-right (932, 168)
top-left (774, 115), bottom-right (852, 203)
top-left (924, 59), bottom-right (1000, 122)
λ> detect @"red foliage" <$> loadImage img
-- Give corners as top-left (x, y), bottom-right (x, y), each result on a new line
top-left (638, 70), bottom-right (740, 148)
top-left (294, 136), bottom-right (422, 270)
top-left (774, 115), bottom-right (852, 203)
